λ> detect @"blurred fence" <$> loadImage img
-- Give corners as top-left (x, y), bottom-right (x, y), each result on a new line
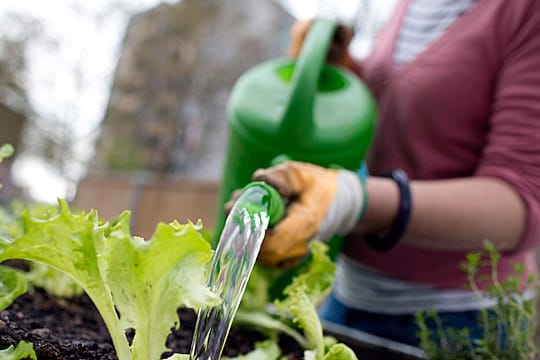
top-left (72, 174), bottom-right (219, 239)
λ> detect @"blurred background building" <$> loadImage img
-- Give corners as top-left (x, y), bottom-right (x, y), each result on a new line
top-left (0, 28), bottom-right (31, 203)
top-left (76, 0), bottom-right (294, 235)
top-left (94, 0), bottom-right (293, 180)
top-left (0, 0), bottom-right (397, 235)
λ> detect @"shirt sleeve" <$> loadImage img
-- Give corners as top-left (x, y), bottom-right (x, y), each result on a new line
top-left (475, 6), bottom-right (540, 252)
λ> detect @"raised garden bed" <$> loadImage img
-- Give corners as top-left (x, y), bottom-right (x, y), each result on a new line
top-left (0, 287), bottom-right (425, 359)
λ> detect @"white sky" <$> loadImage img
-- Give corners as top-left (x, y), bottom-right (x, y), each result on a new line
top-left (2, 0), bottom-right (168, 203)
top-left (1, 0), bottom-right (396, 204)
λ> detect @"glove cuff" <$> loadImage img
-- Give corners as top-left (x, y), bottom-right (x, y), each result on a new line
top-left (316, 169), bottom-right (366, 241)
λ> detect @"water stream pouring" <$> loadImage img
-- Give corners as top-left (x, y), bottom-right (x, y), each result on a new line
top-left (189, 182), bottom-right (285, 360)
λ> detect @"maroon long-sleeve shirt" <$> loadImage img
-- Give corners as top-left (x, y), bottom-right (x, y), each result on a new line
top-left (345, 0), bottom-right (540, 289)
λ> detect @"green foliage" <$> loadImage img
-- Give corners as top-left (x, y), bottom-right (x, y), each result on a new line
top-left (25, 262), bottom-right (84, 298)
top-left (0, 341), bottom-right (37, 360)
top-left (0, 200), bottom-right (220, 360)
top-left (322, 343), bottom-right (358, 360)
top-left (0, 143), bottom-right (14, 161)
top-left (0, 266), bottom-right (27, 310)
top-left (275, 241), bottom-right (336, 359)
top-left (0, 201), bottom-right (84, 298)
top-left (416, 240), bottom-right (539, 359)
top-left (0, 154), bottom-right (355, 359)
top-left (235, 241), bottom-right (357, 360)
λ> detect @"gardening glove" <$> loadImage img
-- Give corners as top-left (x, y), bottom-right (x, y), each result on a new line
top-left (288, 19), bottom-right (355, 69)
top-left (251, 161), bottom-right (367, 267)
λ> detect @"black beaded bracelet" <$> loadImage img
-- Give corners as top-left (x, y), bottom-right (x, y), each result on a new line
top-left (365, 169), bottom-right (412, 252)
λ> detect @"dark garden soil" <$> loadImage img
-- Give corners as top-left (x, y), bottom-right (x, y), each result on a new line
top-left (0, 287), bottom-right (304, 360)
top-left (0, 285), bottom-right (429, 360)
top-left (1, 283), bottom-right (537, 360)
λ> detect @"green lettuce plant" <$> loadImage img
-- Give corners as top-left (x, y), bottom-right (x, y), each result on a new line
top-left (0, 204), bottom-right (357, 360)
top-left (0, 200), bottom-right (220, 360)
top-left (0, 144), bottom-right (37, 360)
top-left (0, 201), bottom-right (84, 298)
top-left (0, 266), bottom-right (27, 313)
top-left (0, 143), bottom-right (355, 359)
top-left (235, 241), bottom-right (358, 360)
top-left (0, 341), bottom-right (37, 360)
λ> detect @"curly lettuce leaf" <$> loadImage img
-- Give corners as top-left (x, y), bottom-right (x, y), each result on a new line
top-left (275, 242), bottom-right (356, 360)
top-left (279, 285), bottom-right (357, 360)
top-left (0, 266), bottom-right (27, 310)
top-left (103, 217), bottom-right (220, 360)
top-left (282, 241), bottom-right (336, 307)
top-left (0, 203), bottom-right (83, 299)
top-left (323, 344), bottom-right (357, 360)
top-left (0, 341), bottom-right (37, 360)
top-left (274, 242), bottom-right (335, 355)
top-left (281, 288), bottom-right (325, 357)
top-left (0, 201), bottom-right (127, 353)
top-left (237, 241), bottom-right (357, 359)
top-left (0, 200), bottom-right (219, 360)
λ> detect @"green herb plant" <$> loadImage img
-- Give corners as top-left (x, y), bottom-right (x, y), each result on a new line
top-left (416, 240), bottom-right (539, 359)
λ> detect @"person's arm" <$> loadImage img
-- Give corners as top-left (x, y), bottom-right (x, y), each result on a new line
top-left (358, 4), bottom-right (540, 254)
top-left (356, 176), bottom-right (526, 252)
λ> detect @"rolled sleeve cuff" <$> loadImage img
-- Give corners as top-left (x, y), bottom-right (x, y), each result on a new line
top-left (475, 164), bottom-right (540, 254)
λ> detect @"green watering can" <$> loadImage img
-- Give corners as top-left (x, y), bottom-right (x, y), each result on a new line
top-left (213, 18), bottom-right (377, 247)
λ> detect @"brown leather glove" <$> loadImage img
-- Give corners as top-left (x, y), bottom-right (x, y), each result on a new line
top-left (288, 19), bottom-right (355, 70)
top-left (251, 161), bottom-right (366, 267)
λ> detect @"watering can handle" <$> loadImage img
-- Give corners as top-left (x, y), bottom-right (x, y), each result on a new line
top-left (279, 18), bottom-right (338, 139)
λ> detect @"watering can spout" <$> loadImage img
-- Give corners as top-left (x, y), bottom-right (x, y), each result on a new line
top-left (189, 181), bottom-right (285, 360)
top-left (241, 181), bottom-right (286, 226)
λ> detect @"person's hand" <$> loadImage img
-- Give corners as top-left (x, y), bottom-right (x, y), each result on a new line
top-left (288, 19), bottom-right (355, 69)
top-left (250, 161), bottom-right (366, 267)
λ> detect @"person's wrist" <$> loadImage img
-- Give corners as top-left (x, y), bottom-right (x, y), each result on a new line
top-left (364, 169), bottom-right (412, 252)
top-left (316, 168), bottom-right (366, 241)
